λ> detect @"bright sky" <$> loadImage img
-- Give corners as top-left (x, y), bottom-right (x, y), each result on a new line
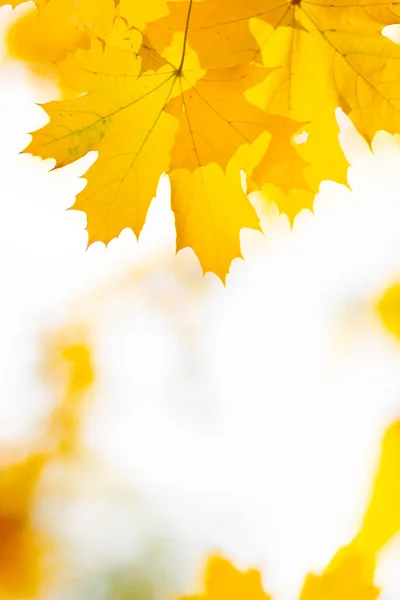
top-left (2, 4), bottom-right (400, 600)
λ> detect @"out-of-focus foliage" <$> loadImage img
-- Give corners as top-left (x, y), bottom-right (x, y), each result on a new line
top-left (300, 418), bottom-right (400, 598)
top-left (184, 549), bottom-right (378, 600)
top-left (6, 0), bottom-right (400, 277)
top-left (0, 0), bottom-right (25, 7)
top-left (182, 417), bottom-right (400, 600)
top-left (42, 326), bottom-right (94, 456)
top-left (6, 0), bottom-right (90, 65)
top-left (182, 556), bottom-right (272, 600)
top-left (0, 452), bottom-right (45, 597)
top-left (377, 284), bottom-right (400, 340)
top-left (300, 544), bottom-right (378, 600)
top-left (67, 541), bottom-right (182, 600)
top-left (0, 259), bottom-right (202, 598)
top-left (1, 258), bottom-right (400, 597)
top-left (0, 326), bottom-right (94, 596)
top-left (357, 421), bottom-right (400, 555)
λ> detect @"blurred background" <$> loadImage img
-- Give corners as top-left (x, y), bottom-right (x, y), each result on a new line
top-left (2, 3), bottom-right (400, 600)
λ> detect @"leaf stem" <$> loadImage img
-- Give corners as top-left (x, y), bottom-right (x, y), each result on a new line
top-left (177, 0), bottom-right (193, 73)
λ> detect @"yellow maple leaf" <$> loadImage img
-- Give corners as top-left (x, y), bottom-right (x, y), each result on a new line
top-left (26, 23), bottom-right (308, 279)
top-left (118, 0), bottom-right (171, 30)
top-left (145, 0), bottom-right (400, 216)
top-left (144, 0), bottom-right (277, 71)
top-left (7, 0), bottom-right (114, 67)
top-left (146, 0), bottom-right (400, 140)
top-left (12, 0), bottom-right (400, 275)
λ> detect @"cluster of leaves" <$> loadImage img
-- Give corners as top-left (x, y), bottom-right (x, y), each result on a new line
top-left (4, 0), bottom-right (400, 278)
top-left (183, 419), bottom-right (400, 600)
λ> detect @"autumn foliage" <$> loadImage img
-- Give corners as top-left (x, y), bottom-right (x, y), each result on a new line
top-left (0, 323), bottom-right (94, 596)
top-left (2, 327), bottom-right (400, 598)
top-left (0, 275), bottom-right (398, 597)
top-left (178, 416), bottom-right (400, 600)
top-left (4, 0), bottom-right (400, 277)
top-left (3, 1), bottom-right (400, 598)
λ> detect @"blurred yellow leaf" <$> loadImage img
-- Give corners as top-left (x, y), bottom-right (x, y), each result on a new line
top-left (185, 417), bottom-right (400, 600)
top-left (7, 0), bottom-right (115, 65)
top-left (357, 420), bottom-right (400, 555)
top-left (7, 1), bottom-right (88, 67)
top-left (182, 556), bottom-right (271, 600)
top-left (0, 0), bottom-right (26, 7)
top-left (377, 284), bottom-right (400, 340)
top-left (185, 551), bottom-right (378, 600)
top-left (43, 326), bottom-right (94, 457)
top-left (0, 322), bottom-right (94, 597)
top-left (300, 418), bottom-right (400, 599)
top-left (300, 544), bottom-right (379, 600)
top-left (0, 453), bottom-right (46, 597)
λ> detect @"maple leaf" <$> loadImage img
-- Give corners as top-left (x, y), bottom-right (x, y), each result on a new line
top-left (13, 0), bottom-right (400, 276)
top-left (26, 20), bottom-right (308, 279)
top-left (145, 2), bottom-right (350, 215)
top-left (7, 0), bottom-right (114, 65)
top-left (6, 0), bottom-right (338, 273)
top-left (144, 0), bottom-right (400, 214)
top-left (146, 0), bottom-right (400, 140)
